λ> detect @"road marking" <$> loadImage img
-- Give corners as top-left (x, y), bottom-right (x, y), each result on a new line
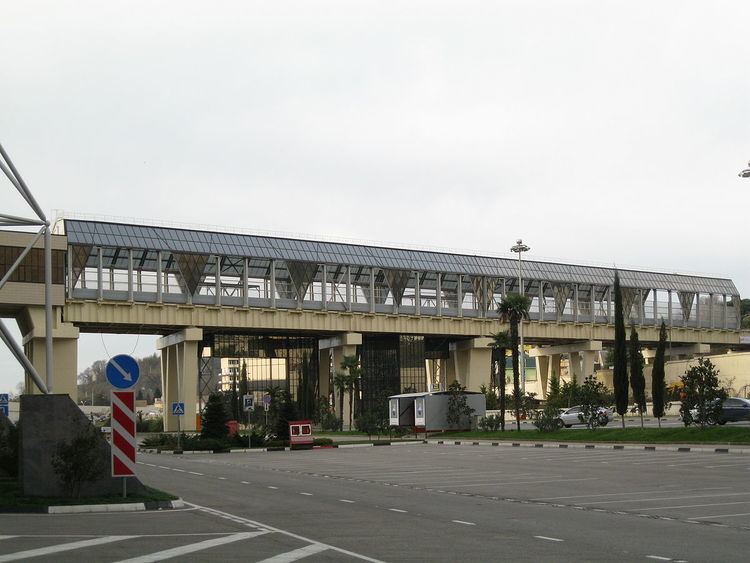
top-left (0, 537), bottom-right (16, 541)
top-left (451, 520), bottom-right (476, 526)
top-left (388, 508), bottom-right (407, 513)
top-left (114, 531), bottom-right (268, 562)
top-left (268, 486), bottom-right (279, 490)
top-left (432, 477), bottom-right (598, 489)
top-left (0, 535), bottom-right (135, 562)
top-left (339, 499), bottom-right (355, 503)
top-left (144, 463), bottom-right (156, 467)
top-left (188, 471), bottom-right (204, 476)
top-left (299, 492), bottom-right (313, 496)
top-left (532, 486), bottom-right (727, 501)
top-left (172, 468), bottom-right (186, 473)
top-left (691, 511), bottom-right (750, 520)
top-left (241, 481), bottom-right (250, 484)
top-left (646, 556), bottom-right (672, 561)
top-left (534, 536), bottom-right (564, 542)
top-left (640, 500), bottom-right (750, 511)
top-left (256, 543), bottom-right (328, 562)
top-left (157, 466), bottom-right (170, 470)
top-left (187, 503), bottom-right (384, 562)
top-left (582, 491), bottom-right (750, 506)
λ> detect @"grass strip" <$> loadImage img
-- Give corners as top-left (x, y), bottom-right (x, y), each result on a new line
top-left (0, 479), bottom-right (177, 507)
top-left (433, 426), bottom-right (750, 445)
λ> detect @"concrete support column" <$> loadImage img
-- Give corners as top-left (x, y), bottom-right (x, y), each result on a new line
top-left (569, 352), bottom-right (582, 383)
top-left (536, 355), bottom-right (550, 398)
top-left (582, 350), bottom-right (595, 380)
top-left (19, 306), bottom-right (79, 399)
top-left (157, 327), bottom-right (203, 432)
top-left (319, 333), bottom-right (362, 430)
top-left (448, 338), bottom-right (492, 391)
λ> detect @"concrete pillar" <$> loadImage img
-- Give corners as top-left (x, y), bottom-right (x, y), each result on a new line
top-left (319, 333), bottom-right (362, 430)
top-left (157, 327), bottom-right (203, 432)
top-left (318, 348), bottom-right (331, 404)
top-left (18, 306), bottom-right (79, 399)
top-left (448, 338), bottom-right (492, 391)
top-left (569, 352), bottom-right (582, 383)
top-left (536, 355), bottom-right (550, 398)
top-left (582, 350), bottom-right (595, 379)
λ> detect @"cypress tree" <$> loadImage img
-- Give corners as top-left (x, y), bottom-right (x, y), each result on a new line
top-left (613, 271), bottom-right (629, 428)
top-left (652, 320), bottom-right (668, 427)
top-left (629, 324), bottom-right (646, 427)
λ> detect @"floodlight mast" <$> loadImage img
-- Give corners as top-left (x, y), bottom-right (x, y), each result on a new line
top-left (0, 142), bottom-right (51, 394)
top-left (510, 239), bottom-right (530, 394)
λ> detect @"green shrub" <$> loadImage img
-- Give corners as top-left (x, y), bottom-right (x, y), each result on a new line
top-left (532, 405), bottom-right (564, 433)
top-left (51, 418), bottom-right (106, 497)
top-left (313, 437), bottom-right (333, 446)
top-left (479, 414), bottom-right (503, 432)
top-left (0, 420), bottom-right (18, 478)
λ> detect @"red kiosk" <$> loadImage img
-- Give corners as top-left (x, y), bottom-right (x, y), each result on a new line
top-left (288, 419), bottom-right (314, 446)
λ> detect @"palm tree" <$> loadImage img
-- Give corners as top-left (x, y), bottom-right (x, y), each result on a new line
top-left (488, 330), bottom-right (512, 432)
top-left (337, 355), bottom-right (361, 430)
top-left (333, 372), bottom-right (347, 430)
top-left (498, 292), bottom-right (532, 432)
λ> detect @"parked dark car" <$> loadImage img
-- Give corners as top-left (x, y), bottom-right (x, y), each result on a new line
top-left (684, 397), bottom-right (750, 425)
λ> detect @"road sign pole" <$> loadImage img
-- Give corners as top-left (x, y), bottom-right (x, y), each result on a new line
top-left (123, 477), bottom-right (127, 499)
top-left (177, 414), bottom-right (182, 451)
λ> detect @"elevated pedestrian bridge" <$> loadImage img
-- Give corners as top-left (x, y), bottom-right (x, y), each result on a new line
top-left (1, 218), bottom-right (744, 431)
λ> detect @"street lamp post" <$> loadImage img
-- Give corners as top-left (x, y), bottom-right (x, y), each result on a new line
top-left (510, 239), bottom-right (530, 393)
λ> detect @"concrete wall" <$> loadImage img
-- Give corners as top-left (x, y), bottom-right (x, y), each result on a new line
top-left (664, 352), bottom-right (750, 396)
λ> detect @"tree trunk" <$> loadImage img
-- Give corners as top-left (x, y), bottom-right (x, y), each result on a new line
top-left (657, 416), bottom-right (661, 429)
top-left (500, 357), bottom-right (506, 432)
top-left (348, 389), bottom-right (353, 430)
top-left (339, 389), bottom-right (344, 430)
top-left (640, 410), bottom-right (644, 428)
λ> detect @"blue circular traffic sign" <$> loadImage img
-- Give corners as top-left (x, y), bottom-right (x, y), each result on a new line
top-left (105, 354), bottom-right (140, 389)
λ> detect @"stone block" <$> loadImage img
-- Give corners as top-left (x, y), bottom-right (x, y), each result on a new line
top-left (19, 394), bottom-right (145, 497)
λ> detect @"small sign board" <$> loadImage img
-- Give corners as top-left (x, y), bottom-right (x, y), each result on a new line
top-left (262, 393), bottom-right (272, 406)
top-left (171, 402), bottom-right (185, 416)
top-left (264, 402), bottom-right (270, 412)
top-left (289, 420), bottom-right (313, 446)
top-left (243, 394), bottom-right (254, 411)
top-left (0, 393), bottom-right (8, 417)
top-left (105, 355), bottom-right (140, 389)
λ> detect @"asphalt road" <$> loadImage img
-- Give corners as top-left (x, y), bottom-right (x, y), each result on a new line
top-left (2, 444), bottom-right (749, 562)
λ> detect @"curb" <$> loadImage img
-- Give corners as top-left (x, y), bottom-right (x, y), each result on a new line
top-left (0, 499), bottom-right (184, 515)
top-left (425, 439), bottom-right (750, 454)
top-left (139, 440), bottom-right (424, 455)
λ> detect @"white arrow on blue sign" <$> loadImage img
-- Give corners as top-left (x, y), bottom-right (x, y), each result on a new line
top-left (0, 394), bottom-right (8, 417)
top-left (105, 355), bottom-right (140, 389)
top-left (171, 402), bottom-right (185, 416)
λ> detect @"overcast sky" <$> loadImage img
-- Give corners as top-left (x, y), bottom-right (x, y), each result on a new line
top-left (2, 1), bottom-right (750, 395)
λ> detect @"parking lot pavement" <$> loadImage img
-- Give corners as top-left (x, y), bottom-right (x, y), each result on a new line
top-left (0, 504), bottom-right (380, 562)
top-left (127, 443), bottom-right (750, 562)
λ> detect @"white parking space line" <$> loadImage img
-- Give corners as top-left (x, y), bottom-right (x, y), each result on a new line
top-left (532, 486), bottom-right (726, 501)
top-left (256, 543), bottom-right (328, 562)
top-left (339, 499), bottom-right (355, 503)
top-left (0, 535), bottom-right (136, 562)
top-left (691, 511), bottom-right (750, 520)
top-left (241, 481), bottom-right (250, 484)
top-left (217, 477), bottom-right (227, 480)
top-left (388, 508), bottom-right (407, 513)
top-left (114, 531), bottom-right (268, 563)
top-left (534, 536), bottom-right (564, 542)
top-left (299, 492), bottom-right (313, 496)
top-left (646, 556), bottom-right (672, 561)
top-left (584, 492), bottom-right (750, 506)
top-left (431, 477), bottom-right (598, 488)
top-left (640, 500), bottom-right (750, 512)
top-left (268, 486), bottom-right (279, 490)
top-left (451, 520), bottom-right (476, 526)
top-left (188, 502), bottom-right (385, 562)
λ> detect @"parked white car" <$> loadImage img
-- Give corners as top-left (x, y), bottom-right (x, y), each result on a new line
top-left (556, 405), bottom-right (614, 428)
